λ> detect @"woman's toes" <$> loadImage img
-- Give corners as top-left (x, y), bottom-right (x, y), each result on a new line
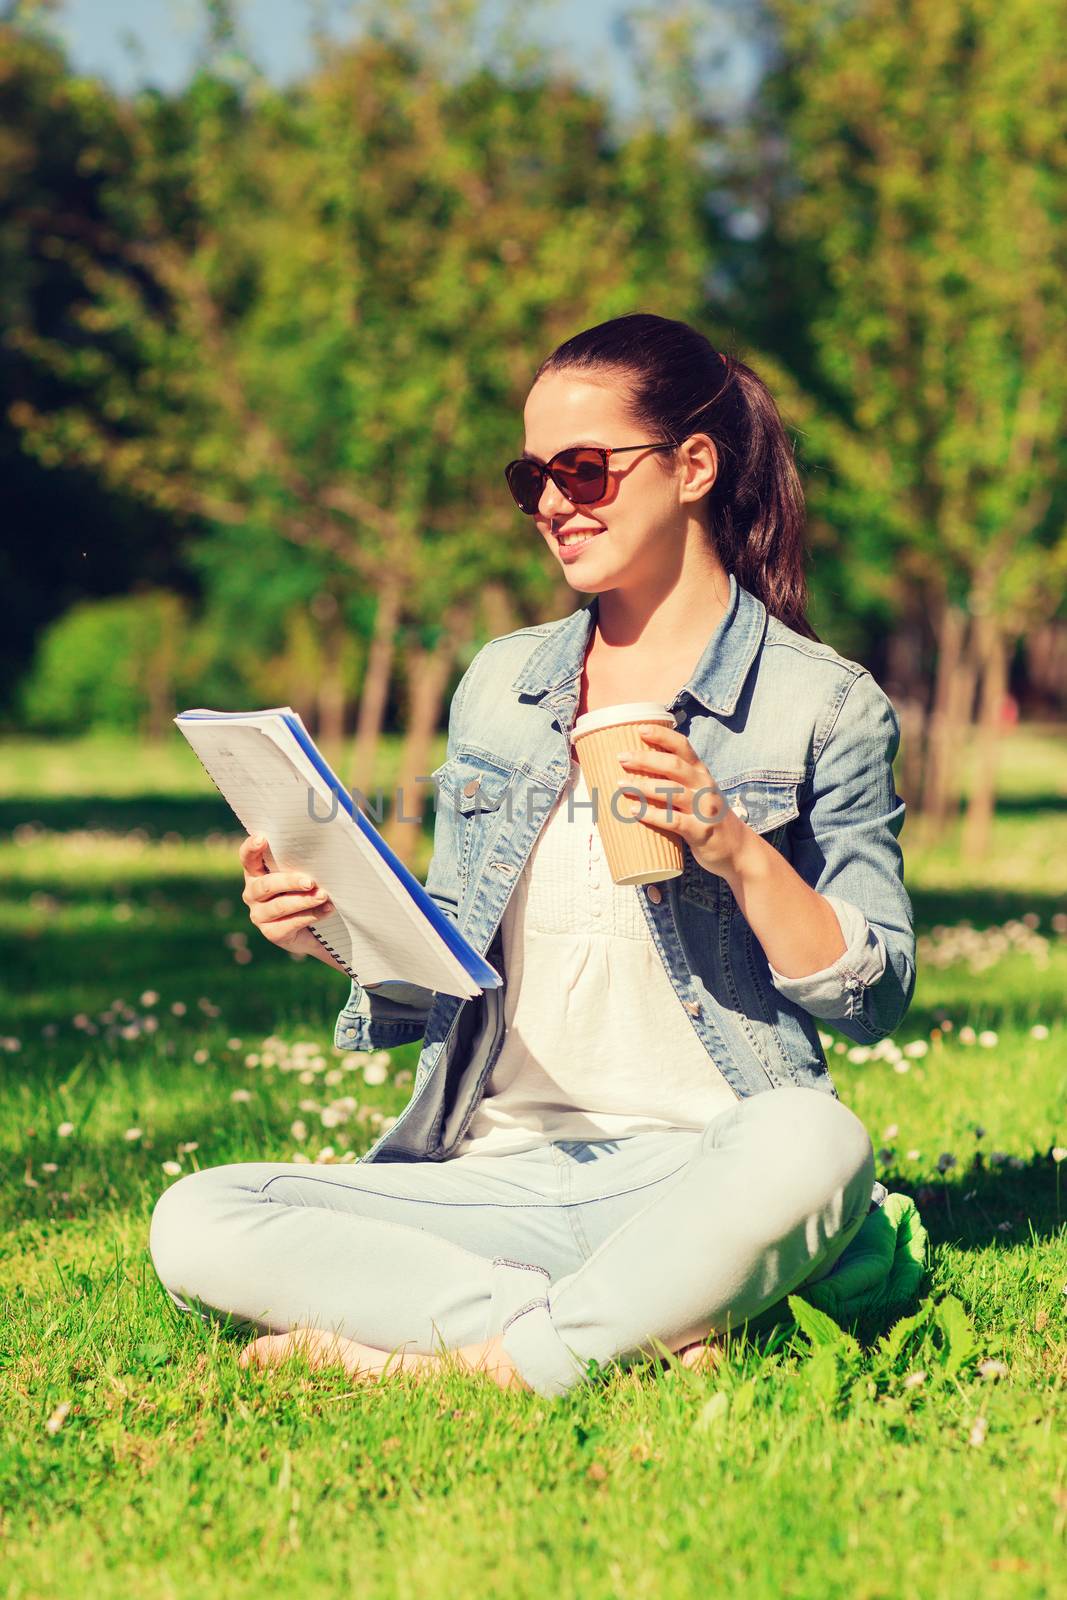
top-left (238, 1326), bottom-right (404, 1381)
top-left (238, 1332), bottom-right (290, 1369)
top-left (674, 1338), bottom-right (725, 1372)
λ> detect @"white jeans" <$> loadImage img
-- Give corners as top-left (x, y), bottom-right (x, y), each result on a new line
top-left (149, 1084), bottom-right (876, 1398)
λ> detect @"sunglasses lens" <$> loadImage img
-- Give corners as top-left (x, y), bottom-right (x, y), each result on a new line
top-left (505, 448), bottom-right (608, 514)
top-left (554, 448), bottom-right (606, 504)
top-left (505, 460), bottom-right (544, 514)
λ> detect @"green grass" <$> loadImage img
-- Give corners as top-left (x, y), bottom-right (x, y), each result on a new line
top-left (1, 726), bottom-right (1064, 1598)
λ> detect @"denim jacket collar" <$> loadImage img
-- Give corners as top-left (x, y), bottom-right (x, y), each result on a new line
top-left (509, 571), bottom-right (767, 718)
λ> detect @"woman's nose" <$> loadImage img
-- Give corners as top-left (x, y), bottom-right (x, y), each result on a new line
top-left (538, 474), bottom-right (575, 518)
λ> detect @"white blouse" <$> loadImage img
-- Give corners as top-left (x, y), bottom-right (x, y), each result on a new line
top-left (447, 755), bottom-right (740, 1157)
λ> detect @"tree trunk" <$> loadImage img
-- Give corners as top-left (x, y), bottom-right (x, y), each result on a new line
top-left (316, 623), bottom-right (347, 749)
top-left (885, 610), bottom-right (929, 708)
top-left (895, 697), bottom-right (927, 817)
top-left (920, 601), bottom-right (974, 840)
top-left (143, 599), bottom-right (181, 742)
top-left (961, 619), bottom-right (1009, 862)
top-left (382, 623), bottom-right (463, 868)
top-left (348, 577), bottom-right (402, 809)
top-left (1024, 620), bottom-right (1067, 717)
top-left (479, 580), bottom-right (519, 640)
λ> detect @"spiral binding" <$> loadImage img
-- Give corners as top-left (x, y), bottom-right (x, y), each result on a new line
top-left (308, 924), bottom-right (357, 978)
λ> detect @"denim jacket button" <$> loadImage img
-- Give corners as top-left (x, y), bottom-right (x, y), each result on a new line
top-left (684, 1000), bottom-right (702, 1016)
top-left (462, 775), bottom-right (482, 797)
top-left (646, 884), bottom-right (663, 904)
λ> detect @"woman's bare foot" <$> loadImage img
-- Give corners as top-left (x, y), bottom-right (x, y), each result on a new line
top-left (238, 1326), bottom-right (426, 1381)
top-left (672, 1336), bottom-right (725, 1373)
top-left (238, 1326), bottom-right (532, 1392)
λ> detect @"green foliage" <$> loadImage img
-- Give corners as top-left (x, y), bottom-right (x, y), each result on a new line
top-left (788, 1293), bottom-right (862, 1357)
top-left (784, 1288), bottom-right (987, 1417)
top-left (763, 0), bottom-right (1067, 633)
top-left (3, 0), bottom-right (723, 696)
top-left (18, 590), bottom-right (197, 736)
top-left (0, 21), bottom-right (193, 718)
top-left (928, 1292), bottom-right (982, 1381)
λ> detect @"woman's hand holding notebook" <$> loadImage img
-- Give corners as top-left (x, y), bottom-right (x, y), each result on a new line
top-left (175, 705), bottom-right (501, 1000)
top-left (238, 833), bottom-right (339, 958)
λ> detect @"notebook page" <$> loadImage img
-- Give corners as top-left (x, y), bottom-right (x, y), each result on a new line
top-left (250, 716), bottom-right (478, 992)
top-left (177, 716), bottom-right (479, 997)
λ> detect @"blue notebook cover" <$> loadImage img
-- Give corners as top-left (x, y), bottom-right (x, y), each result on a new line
top-left (177, 707), bottom-right (501, 992)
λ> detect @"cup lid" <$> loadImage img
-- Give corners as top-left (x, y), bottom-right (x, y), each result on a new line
top-left (571, 702), bottom-right (677, 741)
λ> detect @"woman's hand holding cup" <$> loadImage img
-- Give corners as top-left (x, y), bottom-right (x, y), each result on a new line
top-left (616, 723), bottom-right (748, 880)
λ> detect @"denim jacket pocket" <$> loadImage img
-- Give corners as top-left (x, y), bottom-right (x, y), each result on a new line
top-left (680, 770), bottom-right (804, 912)
top-left (719, 771), bottom-right (804, 838)
top-left (434, 749), bottom-right (515, 891)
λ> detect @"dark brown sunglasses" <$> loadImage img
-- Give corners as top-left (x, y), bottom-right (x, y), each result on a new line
top-left (504, 443), bottom-right (676, 515)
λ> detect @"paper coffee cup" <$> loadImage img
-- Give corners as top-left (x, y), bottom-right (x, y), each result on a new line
top-left (570, 701), bottom-right (684, 887)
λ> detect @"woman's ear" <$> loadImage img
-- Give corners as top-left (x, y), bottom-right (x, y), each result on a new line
top-left (677, 433), bottom-right (718, 503)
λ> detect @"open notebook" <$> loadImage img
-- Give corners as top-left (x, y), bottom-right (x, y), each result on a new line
top-left (175, 706), bottom-right (501, 1000)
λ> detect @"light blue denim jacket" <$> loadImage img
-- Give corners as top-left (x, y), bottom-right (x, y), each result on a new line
top-left (335, 573), bottom-right (915, 1165)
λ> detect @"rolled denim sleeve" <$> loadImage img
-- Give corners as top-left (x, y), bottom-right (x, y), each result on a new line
top-left (333, 654), bottom-right (475, 1054)
top-left (766, 670), bottom-right (916, 1043)
top-left (767, 894), bottom-right (886, 1010)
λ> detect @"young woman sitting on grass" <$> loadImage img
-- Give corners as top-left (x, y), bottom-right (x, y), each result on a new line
top-left (150, 312), bottom-right (915, 1398)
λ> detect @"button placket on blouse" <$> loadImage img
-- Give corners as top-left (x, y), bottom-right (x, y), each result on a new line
top-left (576, 761), bottom-right (602, 910)
top-left (589, 828), bottom-right (601, 912)
top-left (588, 799), bottom-right (602, 896)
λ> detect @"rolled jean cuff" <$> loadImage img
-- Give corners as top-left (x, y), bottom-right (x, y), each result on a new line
top-left (766, 894), bottom-right (887, 1017)
top-left (489, 1258), bottom-right (590, 1399)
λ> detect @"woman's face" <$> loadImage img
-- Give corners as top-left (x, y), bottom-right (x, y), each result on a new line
top-left (521, 370), bottom-right (708, 595)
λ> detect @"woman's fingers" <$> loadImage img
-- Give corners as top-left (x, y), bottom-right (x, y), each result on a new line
top-left (619, 774), bottom-right (691, 811)
top-left (248, 888), bottom-right (331, 923)
top-left (257, 905), bottom-right (334, 944)
top-left (239, 833), bottom-right (267, 873)
top-left (237, 835), bottom-right (334, 949)
top-left (250, 893), bottom-right (333, 938)
top-left (243, 869), bottom-right (319, 905)
top-left (238, 833), bottom-right (280, 874)
top-left (240, 844), bottom-right (329, 914)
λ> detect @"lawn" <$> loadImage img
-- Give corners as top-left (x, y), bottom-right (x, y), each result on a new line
top-left (0, 725), bottom-right (1064, 1599)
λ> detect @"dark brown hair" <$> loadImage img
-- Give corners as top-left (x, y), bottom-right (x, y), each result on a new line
top-left (534, 312), bottom-right (819, 642)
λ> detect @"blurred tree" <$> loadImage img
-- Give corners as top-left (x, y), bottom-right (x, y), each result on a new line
top-left (754, 0), bottom-right (1067, 855)
top-left (0, 18), bottom-right (196, 724)
top-left (8, 0), bottom-right (721, 865)
top-left (19, 587), bottom-right (196, 736)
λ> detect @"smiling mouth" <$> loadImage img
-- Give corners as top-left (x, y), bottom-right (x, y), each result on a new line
top-left (556, 529), bottom-right (602, 547)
